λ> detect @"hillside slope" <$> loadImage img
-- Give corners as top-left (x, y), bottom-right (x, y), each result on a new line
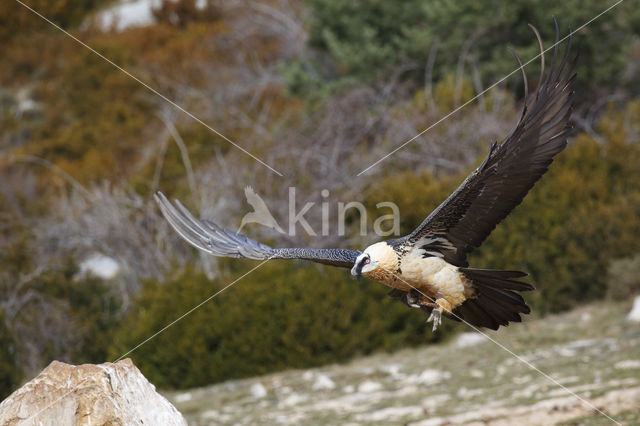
top-left (165, 299), bottom-right (640, 425)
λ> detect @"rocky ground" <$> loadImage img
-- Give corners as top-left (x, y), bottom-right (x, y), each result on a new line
top-left (165, 299), bottom-right (640, 425)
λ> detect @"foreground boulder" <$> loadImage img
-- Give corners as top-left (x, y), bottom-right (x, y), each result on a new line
top-left (0, 358), bottom-right (186, 426)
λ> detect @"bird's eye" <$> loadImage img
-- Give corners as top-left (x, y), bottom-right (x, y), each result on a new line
top-left (364, 258), bottom-right (371, 264)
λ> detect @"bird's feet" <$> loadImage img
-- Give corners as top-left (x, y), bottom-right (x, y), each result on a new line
top-left (406, 289), bottom-right (422, 308)
top-left (405, 291), bottom-right (446, 331)
top-left (426, 307), bottom-right (442, 332)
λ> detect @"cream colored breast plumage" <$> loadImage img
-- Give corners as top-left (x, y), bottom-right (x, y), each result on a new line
top-left (360, 242), bottom-right (471, 310)
top-left (400, 249), bottom-right (447, 281)
top-left (400, 249), bottom-right (469, 306)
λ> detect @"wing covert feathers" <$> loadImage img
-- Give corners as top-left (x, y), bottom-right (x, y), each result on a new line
top-left (396, 27), bottom-right (576, 267)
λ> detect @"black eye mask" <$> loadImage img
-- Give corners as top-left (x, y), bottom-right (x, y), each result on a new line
top-left (354, 257), bottom-right (369, 278)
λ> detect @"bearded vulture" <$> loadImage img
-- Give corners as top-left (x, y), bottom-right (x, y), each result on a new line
top-left (156, 26), bottom-right (575, 331)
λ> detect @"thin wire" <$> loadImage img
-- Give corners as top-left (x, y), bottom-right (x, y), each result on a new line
top-left (13, 0), bottom-right (284, 177)
top-left (23, 259), bottom-right (272, 423)
top-left (12, 1), bottom-right (625, 423)
top-left (388, 271), bottom-right (621, 425)
top-left (114, 259), bottom-right (272, 361)
top-left (357, 0), bottom-right (625, 176)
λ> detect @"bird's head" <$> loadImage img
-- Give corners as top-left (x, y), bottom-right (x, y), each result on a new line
top-left (351, 252), bottom-right (375, 279)
top-left (351, 242), bottom-right (396, 279)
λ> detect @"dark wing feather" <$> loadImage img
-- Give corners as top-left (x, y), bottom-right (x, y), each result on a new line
top-left (394, 28), bottom-right (576, 266)
top-left (154, 192), bottom-right (361, 268)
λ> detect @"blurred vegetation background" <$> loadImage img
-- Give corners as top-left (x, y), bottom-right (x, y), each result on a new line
top-left (1, 0), bottom-right (640, 397)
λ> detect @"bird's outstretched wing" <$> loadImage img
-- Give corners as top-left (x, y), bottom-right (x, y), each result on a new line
top-left (393, 25), bottom-right (576, 266)
top-left (154, 192), bottom-right (361, 268)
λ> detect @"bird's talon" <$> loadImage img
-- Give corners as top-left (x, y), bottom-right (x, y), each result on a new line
top-left (406, 290), bottom-right (421, 308)
top-left (426, 308), bottom-right (442, 332)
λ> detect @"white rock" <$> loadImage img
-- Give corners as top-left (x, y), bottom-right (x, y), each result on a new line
top-left (421, 393), bottom-right (450, 410)
top-left (174, 392), bottom-right (192, 403)
top-left (95, 0), bottom-right (158, 31)
top-left (79, 253), bottom-right (120, 280)
top-left (406, 369), bottom-right (451, 385)
top-left (614, 360), bottom-right (640, 370)
top-left (343, 385), bottom-right (354, 393)
top-left (469, 369), bottom-right (485, 379)
top-left (627, 296), bottom-right (640, 322)
top-left (455, 332), bottom-right (486, 348)
top-left (93, 0), bottom-right (211, 32)
top-left (312, 373), bottom-right (336, 390)
top-left (280, 386), bottom-right (292, 394)
top-left (557, 347), bottom-right (577, 357)
top-left (456, 386), bottom-right (469, 399)
top-left (250, 383), bottom-right (268, 398)
top-left (456, 386), bottom-right (483, 399)
top-left (302, 371), bottom-right (314, 381)
top-left (358, 380), bottom-right (383, 393)
top-left (512, 375), bottom-right (532, 384)
top-left (381, 363), bottom-right (403, 378)
top-left (0, 359), bottom-right (186, 425)
top-left (278, 392), bottom-right (308, 408)
top-left (16, 98), bottom-right (40, 117)
top-left (564, 339), bottom-right (598, 350)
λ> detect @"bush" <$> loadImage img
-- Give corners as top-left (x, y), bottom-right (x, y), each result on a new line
top-left (0, 0), bottom-right (105, 42)
top-left (0, 243), bottom-right (122, 398)
top-left (293, 0), bottom-right (640, 101)
top-left (110, 261), bottom-right (451, 389)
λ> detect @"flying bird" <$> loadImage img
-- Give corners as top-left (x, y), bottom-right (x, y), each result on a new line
top-left (155, 26), bottom-right (576, 331)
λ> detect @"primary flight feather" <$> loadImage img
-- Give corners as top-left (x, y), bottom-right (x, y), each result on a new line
top-left (156, 25), bottom-right (576, 331)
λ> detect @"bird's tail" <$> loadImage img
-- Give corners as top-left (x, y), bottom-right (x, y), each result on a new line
top-left (453, 268), bottom-right (534, 330)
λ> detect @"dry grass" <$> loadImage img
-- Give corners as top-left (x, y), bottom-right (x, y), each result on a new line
top-left (164, 298), bottom-right (640, 425)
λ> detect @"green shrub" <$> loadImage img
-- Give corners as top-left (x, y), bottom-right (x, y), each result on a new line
top-left (0, 245), bottom-right (122, 398)
top-left (293, 0), bottom-right (640, 100)
top-left (0, 0), bottom-right (105, 42)
top-left (110, 261), bottom-right (451, 389)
